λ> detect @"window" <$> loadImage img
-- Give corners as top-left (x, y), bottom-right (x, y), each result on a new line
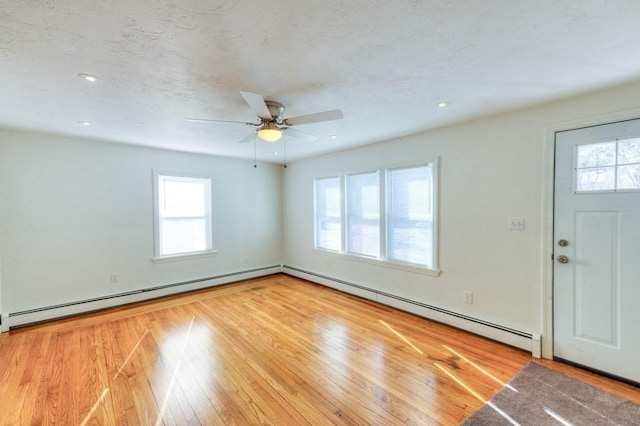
top-left (315, 177), bottom-right (342, 251)
top-left (576, 138), bottom-right (640, 192)
top-left (154, 172), bottom-right (213, 259)
top-left (387, 165), bottom-right (433, 267)
top-left (347, 172), bottom-right (380, 257)
top-left (313, 161), bottom-right (437, 272)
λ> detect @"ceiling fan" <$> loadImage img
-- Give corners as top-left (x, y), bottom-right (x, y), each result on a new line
top-left (187, 91), bottom-right (343, 143)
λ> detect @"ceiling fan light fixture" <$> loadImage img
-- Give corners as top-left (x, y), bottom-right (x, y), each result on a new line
top-left (257, 123), bottom-right (283, 142)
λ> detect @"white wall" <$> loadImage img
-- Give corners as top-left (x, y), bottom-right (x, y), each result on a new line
top-left (282, 78), bottom-right (640, 346)
top-left (0, 130), bottom-right (282, 324)
top-left (2, 77), bottom-right (640, 341)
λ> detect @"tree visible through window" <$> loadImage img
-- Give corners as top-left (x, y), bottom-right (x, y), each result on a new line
top-left (576, 138), bottom-right (640, 191)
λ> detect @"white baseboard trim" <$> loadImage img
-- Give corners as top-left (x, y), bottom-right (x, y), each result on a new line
top-left (283, 265), bottom-right (536, 354)
top-left (6, 265), bottom-right (282, 329)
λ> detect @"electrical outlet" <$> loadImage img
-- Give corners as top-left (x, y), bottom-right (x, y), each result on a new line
top-left (463, 291), bottom-right (474, 304)
top-left (508, 217), bottom-right (525, 230)
top-left (110, 273), bottom-right (119, 283)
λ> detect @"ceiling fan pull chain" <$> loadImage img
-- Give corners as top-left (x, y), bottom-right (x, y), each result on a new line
top-left (253, 134), bottom-right (257, 168)
top-left (284, 136), bottom-right (288, 168)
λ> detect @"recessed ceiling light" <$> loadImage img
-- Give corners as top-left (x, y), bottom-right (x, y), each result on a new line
top-left (330, 135), bottom-right (338, 139)
top-left (78, 73), bottom-right (98, 83)
top-left (78, 121), bottom-right (91, 126)
top-left (437, 101), bottom-right (448, 108)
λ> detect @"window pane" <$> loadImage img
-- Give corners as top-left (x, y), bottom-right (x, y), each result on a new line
top-left (161, 218), bottom-right (207, 255)
top-left (387, 166), bottom-right (433, 267)
top-left (315, 177), bottom-right (342, 251)
top-left (577, 142), bottom-right (615, 168)
top-left (347, 172), bottom-right (379, 257)
top-left (618, 138), bottom-right (640, 165)
top-left (577, 167), bottom-right (615, 191)
top-left (617, 164), bottom-right (640, 189)
top-left (160, 178), bottom-right (207, 217)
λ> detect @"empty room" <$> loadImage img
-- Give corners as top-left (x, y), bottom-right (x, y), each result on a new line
top-left (1, 1), bottom-right (640, 425)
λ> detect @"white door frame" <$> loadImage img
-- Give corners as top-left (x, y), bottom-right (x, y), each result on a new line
top-left (0, 252), bottom-right (5, 332)
top-left (541, 106), bottom-right (640, 359)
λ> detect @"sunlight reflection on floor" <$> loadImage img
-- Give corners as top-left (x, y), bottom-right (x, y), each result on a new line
top-left (443, 344), bottom-right (518, 393)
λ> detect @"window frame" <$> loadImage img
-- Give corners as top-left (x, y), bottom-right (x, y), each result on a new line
top-left (312, 159), bottom-right (439, 276)
top-left (152, 170), bottom-right (217, 263)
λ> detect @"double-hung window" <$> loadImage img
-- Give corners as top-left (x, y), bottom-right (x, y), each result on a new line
top-left (314, 161), bottom-right (437, 272)
top-left (314, 177), bottom-right (342, 251)
top-left (386, 165), bottom-right (433, 266)
top-left (154, 172), bottom-right (213, 259)
top-left (346, 172), bottom-right (380, 257)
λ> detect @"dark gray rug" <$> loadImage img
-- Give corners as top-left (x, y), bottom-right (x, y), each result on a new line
top-left (462, 362), bottom-right (640, 425)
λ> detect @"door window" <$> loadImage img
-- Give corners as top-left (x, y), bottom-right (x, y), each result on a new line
top-left (576, 138), bottom-right (640, 192)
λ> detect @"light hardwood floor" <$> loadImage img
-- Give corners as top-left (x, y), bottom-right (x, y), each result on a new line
top-left (0, 274), bottom-right (638, 425)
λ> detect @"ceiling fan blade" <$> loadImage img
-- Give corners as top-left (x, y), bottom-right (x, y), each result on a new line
top-left (237, 131), bottom-right (257, 144)
top-left (284, 127), bottom-right (318, 142)
top-left (285, 109), bottom-right (343, 126)
top-left (240, 91), bottom-right (272, 120)
top-left (186, 118), bottom-right (250, 124)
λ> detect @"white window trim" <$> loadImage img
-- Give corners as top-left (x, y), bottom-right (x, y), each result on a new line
top-left (151, 250), bottom-right (218, 264)
top-left (152, 170), bottom-right (217, 262)
top-left (312, 158), bottom-right (440, 275)
top-left (312, 247), bottom-right (441, 276)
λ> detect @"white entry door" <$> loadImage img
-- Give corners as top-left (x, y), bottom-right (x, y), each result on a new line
top-left (554, 119), bottom-right (640, 383)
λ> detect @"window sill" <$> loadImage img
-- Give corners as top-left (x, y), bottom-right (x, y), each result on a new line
top-left (152, 250), bottom-right (218, 264)
top-left (312, 248), bottom-right (440, 277)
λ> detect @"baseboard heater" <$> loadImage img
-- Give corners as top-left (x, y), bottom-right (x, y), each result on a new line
top-left (283, 265), bottom-right (538, 355)
top-left (4, 265), bottom-right (282, 330)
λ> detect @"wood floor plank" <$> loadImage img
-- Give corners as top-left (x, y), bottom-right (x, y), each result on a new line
top-left (1, 335), bottom-right (44, 425)
top-left (1, 274), bottom-right (638, 425)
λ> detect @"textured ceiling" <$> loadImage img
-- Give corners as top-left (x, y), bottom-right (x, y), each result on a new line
top-left (3, 1), bottom-right (640, 163)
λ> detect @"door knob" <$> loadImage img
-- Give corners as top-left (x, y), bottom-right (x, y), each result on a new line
top-left (556, 255), bottom-right (569, 264)
top-left (557, 239), bottom-right (568, 247)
